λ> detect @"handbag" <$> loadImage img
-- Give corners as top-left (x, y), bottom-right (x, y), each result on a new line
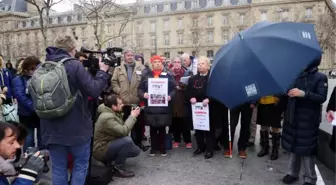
top-left (2, 103), bottom-right (19, 122)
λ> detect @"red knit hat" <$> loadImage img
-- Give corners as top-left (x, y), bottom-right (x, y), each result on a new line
top-left (150, 55), bottom-right (162, 63)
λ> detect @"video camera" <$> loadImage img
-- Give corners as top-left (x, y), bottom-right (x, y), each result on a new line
top-left (80, 47), bottom-right (123, 69)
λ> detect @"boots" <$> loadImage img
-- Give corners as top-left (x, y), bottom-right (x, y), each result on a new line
top-left (270, 132), bottom-right (281, 160)
top-left (257, 130), bottom-right (269, 157)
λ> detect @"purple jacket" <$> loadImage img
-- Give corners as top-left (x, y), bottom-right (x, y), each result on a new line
top-left (40, 47), bottom-right (109, 146)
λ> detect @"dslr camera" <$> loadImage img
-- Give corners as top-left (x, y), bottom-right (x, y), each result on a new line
top-left (13, 147), bottom-right (50, 173)
top-left (80, 47), bottom-right (123, 70)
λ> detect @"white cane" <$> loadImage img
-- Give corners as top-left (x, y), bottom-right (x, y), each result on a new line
top-left (228, 110), bottom-right (232, 158)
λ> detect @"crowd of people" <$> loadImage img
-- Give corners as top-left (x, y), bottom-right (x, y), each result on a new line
top-left (0, 34), bottom-right (334, 185)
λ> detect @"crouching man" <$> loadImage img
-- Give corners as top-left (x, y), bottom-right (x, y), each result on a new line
top-left (93, 94), bottom-right (141, 178)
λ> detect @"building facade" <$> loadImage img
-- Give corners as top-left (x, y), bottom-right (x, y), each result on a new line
top-left (0, 0), bottom-right (335, 72)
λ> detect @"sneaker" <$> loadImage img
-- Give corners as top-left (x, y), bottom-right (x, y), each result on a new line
top-left (173, 142), bottom-right (179, 148)
top-left (239, 150), bottom-right (247, 159)
top-left (185, 143), bottom-right (192, 149)
top-left (149, 149), bottom-right (156, 157)
top-left (160, 150), bottom-right (167, 157)
top-left (223, 150), bottom-right (231, 158)
top-left (282, 174), bottom-right (299, 184)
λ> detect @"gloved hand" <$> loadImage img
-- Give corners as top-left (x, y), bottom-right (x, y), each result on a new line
top-left (17, 152), bottom-right (45, 182)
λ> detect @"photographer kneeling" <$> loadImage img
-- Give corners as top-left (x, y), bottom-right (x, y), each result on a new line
top-left (0, 122), bottom-right (44, 185)
top-left (93, 94), bottom-right (141, 178)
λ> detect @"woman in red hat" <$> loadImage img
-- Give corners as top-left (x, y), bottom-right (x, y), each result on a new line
top-left (138, 55), bottom-right (176, 156)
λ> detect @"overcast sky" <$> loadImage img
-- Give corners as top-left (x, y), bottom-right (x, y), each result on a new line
top-left (53, 0), bottom-right (336, 12)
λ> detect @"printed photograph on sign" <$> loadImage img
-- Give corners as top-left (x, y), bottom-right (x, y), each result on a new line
top-left (150, 94), bottom-right (166, 105)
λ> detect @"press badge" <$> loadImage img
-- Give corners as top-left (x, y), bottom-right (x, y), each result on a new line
top-left (136, 71), bottom-right (142, 75)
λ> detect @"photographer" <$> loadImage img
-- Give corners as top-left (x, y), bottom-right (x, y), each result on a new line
top-left (0, 121), bottom-right (45, 185)
top-left (111, 48), bottom-right (148, 151)
top-left (93, 94), bottom-right (140, 178)
top-left (37, 35), bottom-right (110, 185)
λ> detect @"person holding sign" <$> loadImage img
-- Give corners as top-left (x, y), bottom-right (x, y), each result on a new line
top-left (138, 55), bottom-right (176, 157)
top-left (185, 56), bottom-right (214, 159)
top-left (326, 86), bottom-right (336, 153)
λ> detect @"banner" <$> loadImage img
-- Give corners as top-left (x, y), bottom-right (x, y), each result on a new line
top-left (148, 78), bottom-right (168, 107)
top-left (191, 102), bottom-right (210, 131)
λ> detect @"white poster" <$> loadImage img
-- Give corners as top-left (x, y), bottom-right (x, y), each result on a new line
top-left (191, 102), bottom-right (210, 131)
top-left (148, 78), bottom-right (168, 107)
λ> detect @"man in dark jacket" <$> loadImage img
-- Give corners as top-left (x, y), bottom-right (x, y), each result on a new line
top-left (281, 58), bottom-right (328, 185)
top-left (326, 86), bottom-right (336, 153)
top-left (41, 35), bottom-right (110, 185)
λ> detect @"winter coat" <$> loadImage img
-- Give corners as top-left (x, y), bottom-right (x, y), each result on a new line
top-left (172, 68), bottom-right (191, 118)
top-left (93, 104), bottom-right (136, 161)
top-left (282, 67), bottom-right (328, 156)
top-left (326, 86), bottom-right (336, 152)
top-left (40, 47), bottom-right (110, 146)
top-left (111, 62), bottom-right (145, 105)
top-left (0, 156), bottom-right (33, 185)
top-left (138, 69), bottom-right (176, 128)
top-left (12, 76), bottom-right (34, 116)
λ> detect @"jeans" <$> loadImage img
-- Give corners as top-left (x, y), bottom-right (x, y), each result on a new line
top-left (49, 139), bottom-right (91, 185)
top-left (288, 153), bottom-right (317, 184)
top-left (23, 127), bottom-right (44, 152)
top-left (104, 136), bottom-right (140, 168)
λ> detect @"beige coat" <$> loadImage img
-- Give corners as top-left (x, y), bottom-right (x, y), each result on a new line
top-left (111, 63), bottom-right (145, 105)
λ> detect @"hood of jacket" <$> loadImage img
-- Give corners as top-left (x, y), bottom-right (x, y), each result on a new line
top-left (46, 47), bottom-right (72, 62)
top-left (97, 104), bottom-right (112, 114)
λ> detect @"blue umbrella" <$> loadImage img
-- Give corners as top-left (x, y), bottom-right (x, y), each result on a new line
top-left (207, 21), bottom-right (322, 109)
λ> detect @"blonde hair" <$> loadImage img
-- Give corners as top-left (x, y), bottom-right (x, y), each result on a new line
top-left (54, 35), bottom-right (77, 52)
top-left (17, 59), bottom-right (24, 75)
top-left (198, 56), bottom-right (211, 70)
top-left (0, 56), bottom-right (4, 69)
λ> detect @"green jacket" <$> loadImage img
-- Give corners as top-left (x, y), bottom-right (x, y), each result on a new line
top-left (92, 104), bottom-right (137, 161)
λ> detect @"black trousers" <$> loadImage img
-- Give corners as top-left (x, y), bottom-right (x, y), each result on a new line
top-left (150, 126), bottom-right (165, 151)
top-left (195, 129), bottom-right (215, 153)
top-left (223, 104), bottom-right (253, 151)
top-left (172, 117), bottom-right (191, 143)
top-left (122, 106), bottom-right (143, 146)
top-left (210, 102), bottom-right (229, 146)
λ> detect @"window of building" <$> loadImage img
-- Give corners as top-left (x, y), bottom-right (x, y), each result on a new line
top-left (81, 27), bottom-right (86, 37)
top-left (49, 18), bottom-right (53, 24)
top-left (151, 35), bottom-right (156, 46)
top-left (164, 34), bottom-right (170, 45)
top-left (164, 20), bottom-right (169, 30)
top-left (164, 4), bottom-right (170, 11)
top-left (22, 21), bottom-right (26, 28)
top-left (67, 16), bottom-right (72, 23)
top-left (207, 16), bottom-right (213, 26)
top-left (164, 52), bottom-right (170, 59)
top-left (58, 17), bottom-right (62, 24)
top-left (278, 9), bottom-right (289, 20)
top-left (178, 33), bottom-right (183, 44)
top-left (192, 0), bottom-right (198, 8)
top-left (178, 18), bottom-right (183, 29)
top-left (223, 15), bottom-right (228, 25)
top-left (207, 50), bottom-right (214, 59)
top-left (306, 7), bottom-right (312, 19)
top-left (77, 14), bottom-right (82, 21)
top-left (136, 36), bottom-right (143, 47)
top-left (151, 5), bottom-right (156, 13)
top-left (261, 10), bottom-right (267, 21)
top-left (31, 20), bottom-right (35, 27)
top-left (192, 31), bottom-right (198, 44)
top-left (208, 0), bottom-right (214, 7)
top-left (239, 13), bottom-right (245, 25)
top-left (121, 36), bottom-right (126, 47)
top-left (137, 23), bottom-right (142, 32)
top-left (150, 21), bottom-right (156, 32)
top-left (222, 30), bottom-right (229, 44)
top-left (177, 2), bottom-right (184, 10)
top-left (207, 31), bottom-right (213, 43)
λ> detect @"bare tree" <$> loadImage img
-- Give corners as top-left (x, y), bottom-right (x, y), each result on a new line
top-left (186, 16), bottom-right (207, 56)
top-left (0, 33), bottom-right (19, 62)
top-left (74, 0), bottom-right (133, 50)
top-left (25, 0), bottom-right (63, 49)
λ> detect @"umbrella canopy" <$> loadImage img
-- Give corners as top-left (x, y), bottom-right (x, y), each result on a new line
top-left (207, 21), bottom-right (322, 109)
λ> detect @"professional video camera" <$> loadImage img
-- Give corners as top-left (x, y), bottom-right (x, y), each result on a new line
top-left (80, 47), bottom-right (123, 69)
top-left (13, 147), bottom-right (50, 174)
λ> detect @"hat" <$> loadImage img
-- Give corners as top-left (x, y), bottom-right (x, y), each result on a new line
top-left (150, 55), bottom-right (162, 63)
top-left (135, 55), bottom-right (144, 64)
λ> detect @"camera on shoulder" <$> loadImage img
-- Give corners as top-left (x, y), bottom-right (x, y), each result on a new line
top-left (80, 47), bottom-right (123, 69)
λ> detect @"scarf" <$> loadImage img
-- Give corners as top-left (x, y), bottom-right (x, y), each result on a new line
top-left (125, 62), bottom-right (135, 82)
top-left (153, 70), bottom-right (162, 78)
top-left (172, 68), bottom-right (185, 82)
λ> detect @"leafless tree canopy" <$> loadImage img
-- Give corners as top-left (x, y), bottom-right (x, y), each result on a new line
top-left (25, 0), bottom-right (63, 49)
top-left (74, 0), bottom-right (132, 50)
top-left (187, 16), bottom-right (207, 56)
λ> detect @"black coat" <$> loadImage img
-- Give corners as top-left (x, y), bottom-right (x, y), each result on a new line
top-left (282, 67), bottom-right (328, 156)
top-left (326, 86), bottom-right (336, 152)
top-left (137, 69), bottom-right (176, 128)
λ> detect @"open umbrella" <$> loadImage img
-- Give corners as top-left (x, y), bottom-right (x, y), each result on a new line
top-left (207, 21), bottom-right (322, 109)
